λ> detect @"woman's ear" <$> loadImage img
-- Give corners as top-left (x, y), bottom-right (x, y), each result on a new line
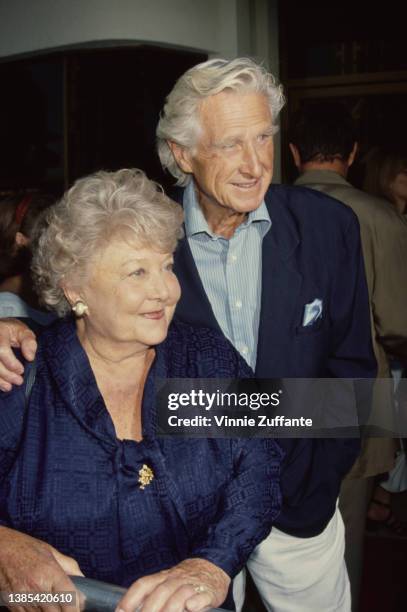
top-left (62, 284), bottom-right (82, 309)
top-left (63, 285), bottom-right (89, 317)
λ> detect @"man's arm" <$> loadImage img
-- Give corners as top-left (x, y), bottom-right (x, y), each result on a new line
top-left (0, 319), bottom-right (38, 391)
top-left (327, 213), bottom-right (377, 379)
top-left (324, 212), bottom-right (376, 478)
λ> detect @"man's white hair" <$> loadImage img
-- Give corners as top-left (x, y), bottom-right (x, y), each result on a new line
top-left (156, 57), bottom-right (285, 186)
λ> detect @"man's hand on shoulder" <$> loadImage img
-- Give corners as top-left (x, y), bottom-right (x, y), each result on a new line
top-left (0, 318), bottom-right (38, 391)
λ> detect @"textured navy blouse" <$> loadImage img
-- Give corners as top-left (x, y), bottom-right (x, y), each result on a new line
top-left (0, 317), bottom-right (282, 598)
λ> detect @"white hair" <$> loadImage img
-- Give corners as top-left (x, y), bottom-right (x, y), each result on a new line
top-left (156, 57), bottom-right (285, 185)
top-left (33, 168), bottom-right (184, 316)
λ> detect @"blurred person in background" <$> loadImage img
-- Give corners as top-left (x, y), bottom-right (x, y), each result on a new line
top-left (363, 146), bottom-right (407, 216)
top-left (363, 146), bottom-right (407, 536)
top-left (0, 191), bottom-right (57, 330)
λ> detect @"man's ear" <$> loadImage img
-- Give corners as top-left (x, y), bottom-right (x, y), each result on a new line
top-left (167, 141), bottom-right (194, 174)
top-left (289, 143), bottom-right (302, 169)
top-left (348, 142), bottom-right (358, 167)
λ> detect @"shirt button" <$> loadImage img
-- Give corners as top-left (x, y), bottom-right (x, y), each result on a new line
top-left (241, 345), bottom-right (248, 355)
top-left (235, 299), bottom-right (242, 309)
top-left (229, 254), bottom-right (237, 263)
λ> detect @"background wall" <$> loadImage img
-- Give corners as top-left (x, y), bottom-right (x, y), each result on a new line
top-left (0, 0), bottom-right (278, 63)
top-left (0, 0), bottom-right (221, 58)
top-left (0, 0), bottom-right (281, 182)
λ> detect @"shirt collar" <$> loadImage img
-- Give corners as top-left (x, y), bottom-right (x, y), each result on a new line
top-left (183, 180), bottom-right (271, 239)
top-left (294, 169), bottom-right (351, 188)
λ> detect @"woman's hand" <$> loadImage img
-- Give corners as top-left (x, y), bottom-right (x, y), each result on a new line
top-left (0, 319), bottom-right (37, 391)
top-left (117, 558), bottom-right (230, 612)
top-left (0, 527), bottom-right (83, 611)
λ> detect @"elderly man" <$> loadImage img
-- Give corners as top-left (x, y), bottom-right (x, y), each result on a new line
top-left (0, 59), bottom-right (375, 612)
top-left (289, 102), bottom-right (407, 610)
top-left (158, 59), bottom-right (375, 612)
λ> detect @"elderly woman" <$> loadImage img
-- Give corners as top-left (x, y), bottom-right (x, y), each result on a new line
top-left (0, 168), bottom-right (282, 612)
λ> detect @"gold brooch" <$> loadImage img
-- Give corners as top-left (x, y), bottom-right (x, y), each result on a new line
top-left (138, 464), bottom-right (154, 490)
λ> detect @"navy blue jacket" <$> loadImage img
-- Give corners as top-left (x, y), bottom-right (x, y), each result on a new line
top-left (173, 184), bottom-right (377, 536)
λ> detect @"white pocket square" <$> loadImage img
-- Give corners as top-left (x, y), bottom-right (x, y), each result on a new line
top-left (302, 298), bottom-right (323, 327)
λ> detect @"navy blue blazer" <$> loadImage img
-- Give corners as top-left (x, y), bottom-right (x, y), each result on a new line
top-left (172, 183), bottom-right (377, 536)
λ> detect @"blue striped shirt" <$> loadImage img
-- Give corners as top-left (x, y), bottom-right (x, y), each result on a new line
top-left (183, 181), bottom-right (271, 369)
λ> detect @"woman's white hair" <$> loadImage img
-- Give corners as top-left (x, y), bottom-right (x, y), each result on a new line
top-left (156, 57), bottom-right (285, 186)
top-left (32, 168), bottom-right (184, 316)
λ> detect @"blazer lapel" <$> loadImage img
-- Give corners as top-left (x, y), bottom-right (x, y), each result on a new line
top-left (173, 233), bottom-right (222, 334)
top-left (171, 186), bottom-right (221, 332)
top-left (255, 188), bottom-right (303, 377)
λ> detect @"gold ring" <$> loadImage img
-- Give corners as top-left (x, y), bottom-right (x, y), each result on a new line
top-left (193, 584), bottom-right (206, 593)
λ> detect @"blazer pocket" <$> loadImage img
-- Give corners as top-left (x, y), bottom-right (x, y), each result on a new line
top-left (295, 317), bottom-right (325, 336)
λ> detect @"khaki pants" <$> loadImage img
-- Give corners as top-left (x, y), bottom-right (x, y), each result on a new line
top-left (233, 506), bottom-right (350, 612)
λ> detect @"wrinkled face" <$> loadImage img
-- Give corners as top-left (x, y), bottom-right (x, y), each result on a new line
top-left (71, 240), bottom-right (181, 352)
top-left (179, 91), bottom-right (274, 215)
top-left (390, 168), bottom-right (407, 212)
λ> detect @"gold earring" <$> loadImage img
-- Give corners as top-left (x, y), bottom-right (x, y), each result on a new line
top-left (72, 300), bottom-right (88, 317)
